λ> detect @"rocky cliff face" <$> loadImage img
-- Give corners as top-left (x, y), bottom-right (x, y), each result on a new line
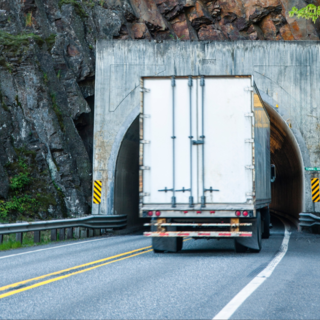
top-left (0, 0), bottom-right (318, 222)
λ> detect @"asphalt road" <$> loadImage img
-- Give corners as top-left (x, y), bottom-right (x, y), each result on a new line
top-left (0, 215), bottom-right (320, 319)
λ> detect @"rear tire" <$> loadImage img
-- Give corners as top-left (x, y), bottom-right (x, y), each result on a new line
top-left (177, 237), bottom-right (183, 252)
top-left (262, 208), bottom-right (270, 239)
top-left (153, 248), bottom-right (164, 253)
top-left (234, 240), bottom-right (247, 253)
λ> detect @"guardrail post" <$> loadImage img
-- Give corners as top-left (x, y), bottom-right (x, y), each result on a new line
top-left (80, 228), bottom-right (87, 238)
top-left (16, 232), bottom-right (23, 244)
top-left (51, 229), bottom-right (57, 241)
top-left (87, 229), bottom-right (93, 237)
top-left (0, 234), bottom-right (3, 245)
top-left (67, 227), bottom-right (73, 239)
top-left (94, 229), bottom-right (101, 236)
top-left (74, 227), bottom-right (80, 238)
top-left (59, 228), bottom-right (65, 241)
top-left (34, 231), bottom-right (41, 243)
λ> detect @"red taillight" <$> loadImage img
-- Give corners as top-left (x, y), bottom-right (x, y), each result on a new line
top-left (184, 211), bottom-right (188, 214)
top-left (148, 211), bottom-right (153, 216)
top-left (210, 211), bottom-right (215, 214)
top-left (155, 211), bottom-right (161, 216)
top-left (235, 211), bottom-right (241, 217)
top-left (197, 211), bottom-right (201, 214)
top-left (243, 211), bottom-right (248, 217)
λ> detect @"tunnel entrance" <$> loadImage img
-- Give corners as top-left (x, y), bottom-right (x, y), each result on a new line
top-left (114, 116), bottom-right (141, 228)
top-left (114, 104), bottom-right (304, 228)
top-left (264, 104), bottom-right (304, 223)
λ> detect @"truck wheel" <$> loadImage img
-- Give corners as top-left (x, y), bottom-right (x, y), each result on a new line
top-left (152, 237), bottom-right (181, 253)
top-left (250, 211), bottom-right (262, 253)
top-left (262, 209), bottom-right (270, 239)
top-left (234, 240), bottom-right (247, 253)
top-left (177, 237), bottom-right (183, 252)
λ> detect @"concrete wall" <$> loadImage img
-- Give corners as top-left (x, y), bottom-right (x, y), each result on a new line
top-left (94, 40), bottom-right (320, 219)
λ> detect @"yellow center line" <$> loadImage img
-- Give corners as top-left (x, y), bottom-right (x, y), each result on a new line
top-left (0, 237), bottom-right (193, 300)
top-left (0, 249), bottom-right (153, 300)
top-left (0, 245), bottom-right (152, 293)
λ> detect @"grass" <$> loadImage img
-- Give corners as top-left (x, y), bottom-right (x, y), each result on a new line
top-left (0, 30), bottom-right (44, 55)
top-left (0, 231), bottom-right (52, 251)
top-left (0, 230), bottom-right (72, 251)
top-left (0, 228), bottom-right (93, 251)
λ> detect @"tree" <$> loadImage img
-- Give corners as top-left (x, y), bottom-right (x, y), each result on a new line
top-left (289, 4), bottom-right (320, 23)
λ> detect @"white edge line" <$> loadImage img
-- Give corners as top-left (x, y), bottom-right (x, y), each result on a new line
top-left (213, 218), bottom-right (291, 320)
top-left (0, 237), bottom-right (110, 260)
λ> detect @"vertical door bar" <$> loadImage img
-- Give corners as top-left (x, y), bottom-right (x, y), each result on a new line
top-left (171, 76), bottom-right (176, 207)
top-left (188, 76), bottom-right (194, 207)
top-left (200, 76), bottom-right (206, 207)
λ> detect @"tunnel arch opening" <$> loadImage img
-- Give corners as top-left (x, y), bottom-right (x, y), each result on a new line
top-left (114, 116), bottom-right (141, 228)
top-left (264, 103), bottom-right (304, 223)
top-left (113, 103), bottom-right (304, 228)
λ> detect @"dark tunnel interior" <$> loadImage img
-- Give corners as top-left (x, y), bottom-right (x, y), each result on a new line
top-left (265, 104), bottom-right (304, 222)
top-left (114, 116), bottom-right (141, 228)
top-left (114, 105), bottom-right (304, 227)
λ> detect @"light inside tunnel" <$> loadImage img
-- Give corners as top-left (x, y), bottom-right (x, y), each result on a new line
top-left (264, 103), bottom-right (304, 222)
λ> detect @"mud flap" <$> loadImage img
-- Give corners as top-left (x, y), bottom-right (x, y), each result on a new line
top-left (151, 226), bottom-right (182, 253)
top-left (235, 211), bottom-right (262, 251)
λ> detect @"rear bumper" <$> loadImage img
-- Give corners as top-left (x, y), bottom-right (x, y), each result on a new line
top-left (144, 231), bottom-right (252, 237)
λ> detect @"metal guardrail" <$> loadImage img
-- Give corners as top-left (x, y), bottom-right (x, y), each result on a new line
top-left (299, 212), bottom-right (320, 228)
top-left (0, 215), bottom-right (127, 244)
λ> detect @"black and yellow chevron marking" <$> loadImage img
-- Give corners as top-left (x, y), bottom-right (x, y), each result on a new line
top-left (93, 180), bottom-right (102, 204)
top-left (311, 178), bottom-right (320, 202)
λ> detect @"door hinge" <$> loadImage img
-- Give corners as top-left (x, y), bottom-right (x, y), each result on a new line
top-left (245, 165), bottom-right (254, 169)
top-left (140, 166), bottom-right (150, 170)
top-left (246, 192), bottom-right (255, 197)
top-left (245, 112), bottom-right (254, 117)
top-left (140, 193), bottom-right (150, 197)
top-left (245, 139), bottom-right (254, 143)
top-left (140, 140), bottom-right (150, 144)
top-left (140, 88), bottom-right (150, 93)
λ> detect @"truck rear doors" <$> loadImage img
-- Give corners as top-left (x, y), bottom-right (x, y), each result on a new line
top-left (141, 76), bottom-right (254, 208)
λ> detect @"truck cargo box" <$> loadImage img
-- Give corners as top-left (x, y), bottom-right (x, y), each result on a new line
top-left (140, 76), bottom-right (271, 218)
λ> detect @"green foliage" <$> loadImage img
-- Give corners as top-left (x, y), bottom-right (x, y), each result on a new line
top-left (26, 12), bottom-right (33, 27)
top-left (43, 72), bottom-right (48, 83)
top-left (0, 231), bottom-right (55, 251)
top-left (0, 30), bottom-right (44, 55)
top-left (0, 237), bottom-right (22, 250)
top-left (59, 0), bottom-right (88, 19)
top-left (57, 69), bottom-right (61, 80)
top-left (289, 4), bottom-right (320, 23)
top-left (99, 0), bottom-right (104, 6)
top-left (10, 172), bottom-right (31, 191)
top-left (89, 44), bottom-right (93, 50)
top-left (0, 196), bottom-right (37, 219)
top-left (1, 152), bottom-right (57, 221)
top-left (45, 34), bottom-right (57, 51)
top-left (50, 93), bottom-right (65, 132)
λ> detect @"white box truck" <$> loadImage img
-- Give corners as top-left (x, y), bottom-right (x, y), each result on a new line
top-left (140, 76), bottom-right (275, 253)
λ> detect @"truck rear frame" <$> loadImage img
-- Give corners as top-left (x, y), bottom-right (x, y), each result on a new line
top-left (139, 75), bottom-right (271, 252)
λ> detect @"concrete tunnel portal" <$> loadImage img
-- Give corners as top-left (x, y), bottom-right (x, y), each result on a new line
top-left (113, 100), bottom-right (304, 229)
